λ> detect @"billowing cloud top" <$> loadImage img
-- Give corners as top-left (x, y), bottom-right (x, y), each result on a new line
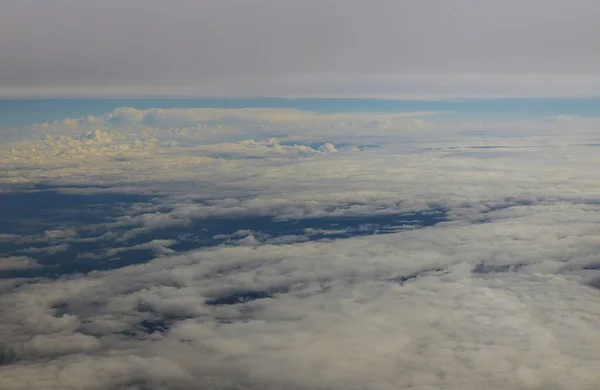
top-left (2, 0), bottom-right (600, 97)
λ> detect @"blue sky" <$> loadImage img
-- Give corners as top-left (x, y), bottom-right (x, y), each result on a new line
top-left (3, 97), bottom-right (600, 127)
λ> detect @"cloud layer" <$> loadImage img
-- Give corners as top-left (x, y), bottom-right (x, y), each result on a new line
top-left (1, 107), bottom-right (600, 389)
top-left (2, 0), bottom-right (600, 97)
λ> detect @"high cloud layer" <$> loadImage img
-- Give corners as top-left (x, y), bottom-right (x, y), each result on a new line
top-left (3, 1), bottom-right (600, 98)
top-left (1, 107), bottom-right (600, 389)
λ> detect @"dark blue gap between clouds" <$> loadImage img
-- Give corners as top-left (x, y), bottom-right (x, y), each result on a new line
top-left (2, 188), bottom-right (600, 341)
top-left (0, 188), bottom-right (446, 279)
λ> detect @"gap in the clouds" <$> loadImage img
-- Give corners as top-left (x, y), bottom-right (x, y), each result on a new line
top-left (129, 302), bottom-right (198, 335)
top-left (204, 290), bottom-right (282, 306)
top-left (0, 189), bottom-right (157, 235)
top-left (582, 262), bottom-right (600, 271)
top-left (277, 141), bottom-right (379, 151)
top-left (0, 188), bottom-right (163, 278)
top-left (137, 319), bottom-right (172, 334)
top-left (148, 211), bottom-right (446, 253)
top-left (389, 267), bottom-right (448, 284)
top-left (472, 262), bottom-right (525, 274)
top-left (1, 210), bottom-right (446, 278)
top-left (0, 187), bottom-right (448, 279)
top-left (466, 146), bottom-right (523, 149)
top-left (588, 276), bottom-right (600, 290)
top-left (0, 345), bottom-right (18, 366)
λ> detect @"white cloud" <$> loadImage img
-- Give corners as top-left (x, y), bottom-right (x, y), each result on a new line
top-left (21, 244), bottom-right (69, 255)
top-left (0, 256), bottom-right (41, 272)
top-left (2, 213), bottom-right (600, 388)
top-left (44, 229), bottom-right (77, 240)
top-left (2, 107), bottom-right (600, 388)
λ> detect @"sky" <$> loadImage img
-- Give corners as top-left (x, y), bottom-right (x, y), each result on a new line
top-left (2, 0), bottom-right (600, 98)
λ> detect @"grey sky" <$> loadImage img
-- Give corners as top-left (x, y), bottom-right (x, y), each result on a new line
top-left (1, 0), bottom-right (600, 97)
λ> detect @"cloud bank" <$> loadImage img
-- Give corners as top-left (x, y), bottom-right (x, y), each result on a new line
top-left (1, 107), bottom-right (600, 389)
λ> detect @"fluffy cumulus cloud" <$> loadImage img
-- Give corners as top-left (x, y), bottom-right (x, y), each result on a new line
top-left (1, 107), bottom-right (600, 389)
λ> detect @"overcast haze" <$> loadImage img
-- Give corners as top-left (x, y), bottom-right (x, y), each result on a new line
top-left (2, 0), bottom-right (600, 97)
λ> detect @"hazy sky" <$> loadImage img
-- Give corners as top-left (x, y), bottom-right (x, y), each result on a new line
top-left (2, 0), bottom-right (600, 98)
